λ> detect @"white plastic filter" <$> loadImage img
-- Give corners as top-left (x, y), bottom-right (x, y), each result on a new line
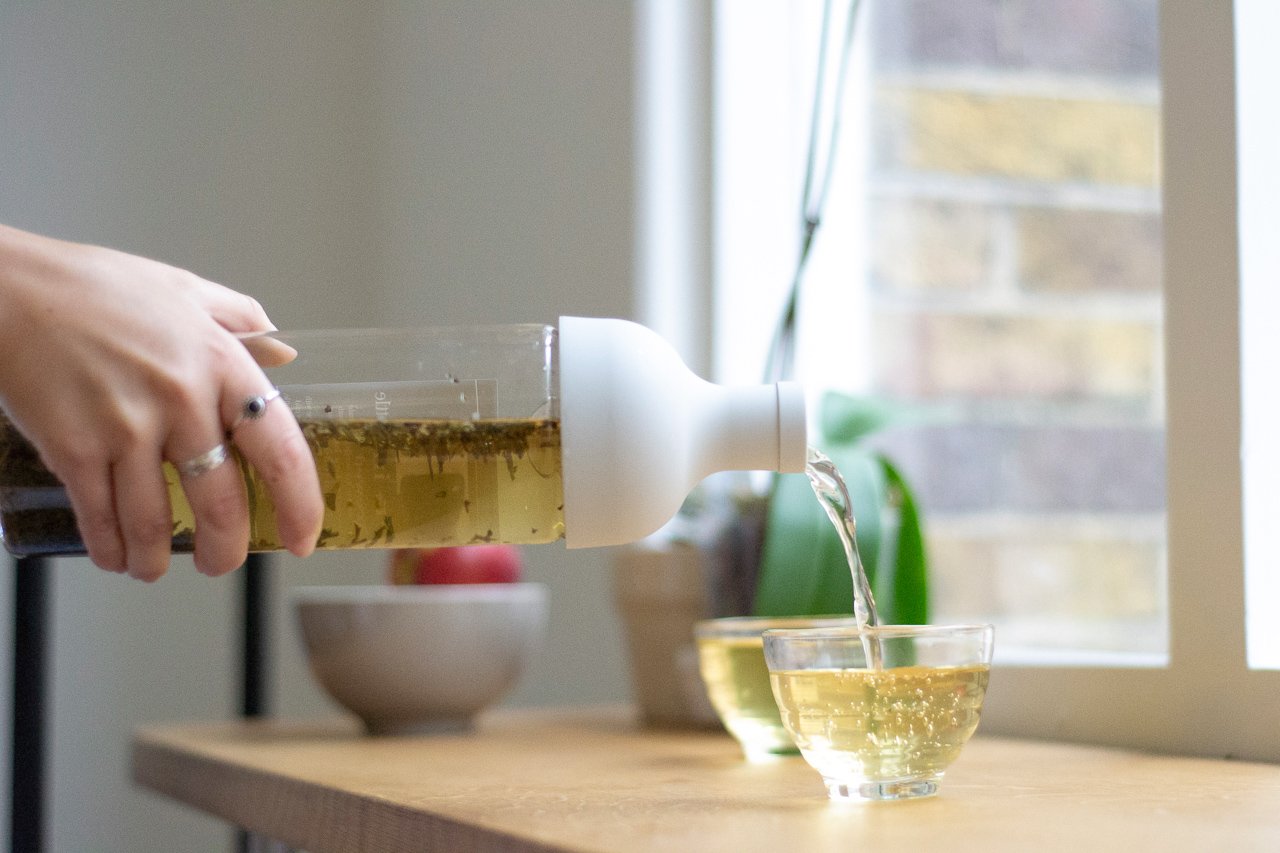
top-left (558, 316), bottom-right (806, 549)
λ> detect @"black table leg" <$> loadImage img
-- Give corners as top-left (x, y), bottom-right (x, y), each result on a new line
top-left (240, 553), bottom-right (270, 719)
top-left (9, 552), bottom-right (274, 853)
top-left (11, 555), bottom-right (50, 853)
top-left (236, 553), bottom-right (271, 853)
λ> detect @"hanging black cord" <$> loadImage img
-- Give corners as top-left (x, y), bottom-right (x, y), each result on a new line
top-left (764, 0), bottom-right (864, 383)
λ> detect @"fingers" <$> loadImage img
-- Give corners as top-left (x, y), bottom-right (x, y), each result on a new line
top-left (190, 278), bottom-right (275, 335)
top-left (112, 450), bottom-right (178, 582)
top-left (170, 437), bottom-right (250, 577)
top-left (224, 390), bottom-right (323, 557)
top-left (164, 345), bottom-right (322, 569)
top-left (167, 282), bottom-right (314, 567)
top-left (135, 334), bottom-right (320, 575)
top-left (60, 461), bottom-right (126, 575)
top-left (240, 334), bottom-right (298, 369)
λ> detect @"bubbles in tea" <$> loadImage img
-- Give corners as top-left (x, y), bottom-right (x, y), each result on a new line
top-left (769, 663), bottom-right (990, 797)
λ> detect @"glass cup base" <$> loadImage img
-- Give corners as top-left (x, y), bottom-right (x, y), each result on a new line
top-left (825, 776), bottom-right (940, 801)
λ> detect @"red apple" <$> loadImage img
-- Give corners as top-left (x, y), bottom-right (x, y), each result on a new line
top-left (389, 545), bottom-right (523, 585)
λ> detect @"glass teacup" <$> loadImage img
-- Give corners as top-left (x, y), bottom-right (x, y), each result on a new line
top-left (694, 615), bottom-right (856, 761)
top-left (763, 623), bottom-right (994, 800)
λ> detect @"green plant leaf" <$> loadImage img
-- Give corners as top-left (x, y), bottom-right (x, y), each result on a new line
top-left (874, 454), bottom-right (930, 625)
top-left (820, 391), bottom-right (898, 445)
top-left (752, 472), bottom-right (824, 616)
top-left (752, 393), bottom-right (930, 624)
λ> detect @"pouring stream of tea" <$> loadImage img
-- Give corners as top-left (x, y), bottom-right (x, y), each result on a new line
top-left (805, 447), bottom-right (883, 669)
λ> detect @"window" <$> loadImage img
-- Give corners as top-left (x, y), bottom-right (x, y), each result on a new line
top-left (1237, 0), bottom-right (1280, 673)
top-left (701, 0), bottom-right (1280, 759)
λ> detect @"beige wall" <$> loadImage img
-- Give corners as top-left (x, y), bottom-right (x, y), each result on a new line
top-left (0, 3), bottom-right (636, 850)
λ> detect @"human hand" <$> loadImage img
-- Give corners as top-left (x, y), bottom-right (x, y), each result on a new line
top-left (0, 224), bottom-right (323, 580)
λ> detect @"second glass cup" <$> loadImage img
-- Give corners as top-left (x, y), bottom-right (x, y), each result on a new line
top-left (694, 615), bottom-right (856, 761)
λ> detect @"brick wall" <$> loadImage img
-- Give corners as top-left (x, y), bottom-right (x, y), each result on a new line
top-left (862, 0), bottom-right (1164, 654)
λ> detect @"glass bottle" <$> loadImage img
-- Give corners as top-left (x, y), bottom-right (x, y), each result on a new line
top-left (0, 317), bottom-right (806, 556)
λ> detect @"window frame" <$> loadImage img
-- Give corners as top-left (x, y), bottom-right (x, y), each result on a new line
top-left (981, 0), bottom-right (1278, 761)
top-left (685, 0), bottom-right (1279, 759)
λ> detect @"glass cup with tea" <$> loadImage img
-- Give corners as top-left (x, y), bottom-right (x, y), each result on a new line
top-left (694, 615), bottom-right (857, 762)
top-left (763, 623), bottom-right (994, 801)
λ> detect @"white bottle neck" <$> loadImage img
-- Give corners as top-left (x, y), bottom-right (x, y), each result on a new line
top-left (694, 381), bottom-right (805, 479)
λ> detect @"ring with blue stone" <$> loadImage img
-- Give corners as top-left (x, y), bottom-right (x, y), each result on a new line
top-left (228, 387), bottom-right (282, 434)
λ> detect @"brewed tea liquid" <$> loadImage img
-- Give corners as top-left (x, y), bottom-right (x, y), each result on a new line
top-left (696, 634), bottom-right (797, 757)
top-left (769, 664), bottom-right (990, 782)
top-left (0, 414), bottom-right (565, 555)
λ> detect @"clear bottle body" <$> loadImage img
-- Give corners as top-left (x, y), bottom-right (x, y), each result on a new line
top-left (0, 318), bottom-right (805, 559)
top-left (0, 325), bottom-right (564, 557)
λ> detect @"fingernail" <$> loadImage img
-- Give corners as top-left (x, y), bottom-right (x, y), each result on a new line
top-left (193, 553), bottom-right (227, 577)
top-left (289, 540), bottom-right (316, 558)
top-left (127, 556), bottom-right (167, 582)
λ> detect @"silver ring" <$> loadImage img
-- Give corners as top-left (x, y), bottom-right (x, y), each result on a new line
top-left (228, 387), bottom-right (282, 433)
top-left (176, 443), bottom-right (229, 478)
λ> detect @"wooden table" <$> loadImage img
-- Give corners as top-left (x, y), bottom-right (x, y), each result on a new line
top-left (133, 707), bottom-right (1280, 852)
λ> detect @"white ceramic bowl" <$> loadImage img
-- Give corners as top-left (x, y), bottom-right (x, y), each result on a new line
top-left (293, 583), bottom-right (548, 735)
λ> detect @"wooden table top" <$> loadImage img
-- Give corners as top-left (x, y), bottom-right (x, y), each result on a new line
top-left (132, 707), bottom-right (1280, 853)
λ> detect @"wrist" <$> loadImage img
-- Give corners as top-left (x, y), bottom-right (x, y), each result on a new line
top-left (0, 224), bottom-right (67, 386)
